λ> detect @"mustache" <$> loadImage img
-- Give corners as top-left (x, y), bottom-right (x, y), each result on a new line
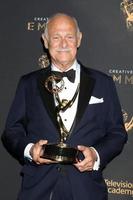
top-left (56, 48), bottom-right (71, 52)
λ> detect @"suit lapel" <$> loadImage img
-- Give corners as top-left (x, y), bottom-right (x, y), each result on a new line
top-left (75, 65), bottom-right (95, 128)
top-left (37, 64), bottom-right (95, 134)
top-left (37, 66), bottom-right (59, 129)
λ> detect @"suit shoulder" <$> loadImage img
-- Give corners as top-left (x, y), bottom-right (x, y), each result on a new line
top-left (21, 69), bottom-right (42, 79)
top-left (83, 66), bottom-right (112, 81)
top-left (20, 67), bottom-right (49, 82)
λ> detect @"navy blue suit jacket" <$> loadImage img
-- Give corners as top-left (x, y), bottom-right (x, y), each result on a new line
top-left (2, 64), bottom-right (127, 200)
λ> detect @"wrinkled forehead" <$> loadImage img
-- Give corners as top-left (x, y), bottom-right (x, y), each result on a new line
top-left (47, 15), bottom-right (77, 33)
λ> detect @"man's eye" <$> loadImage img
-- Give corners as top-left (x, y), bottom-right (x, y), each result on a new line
top-left (53, 36), bottom-right (59, 40)
top-left (68, 36), bottom-right (73, 39)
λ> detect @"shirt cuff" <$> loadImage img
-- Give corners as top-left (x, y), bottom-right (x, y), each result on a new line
top-left (24, 143), bottom-right (34, 161)
top-left (90, 147), bottom-right (100, 170)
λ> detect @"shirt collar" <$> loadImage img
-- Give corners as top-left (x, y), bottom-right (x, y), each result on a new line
top-left (51, 60), bottom-right (78, 72)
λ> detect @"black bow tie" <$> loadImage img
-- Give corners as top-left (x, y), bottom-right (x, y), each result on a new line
top-left (52, 69), bottom-right (75, 83)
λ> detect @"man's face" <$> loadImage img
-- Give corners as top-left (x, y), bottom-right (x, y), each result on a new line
top-left (43, 15), bottom-right (82, 71)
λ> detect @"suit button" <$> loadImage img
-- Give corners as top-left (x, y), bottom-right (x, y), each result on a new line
top-left (57, 166), bottom-right (61, 172)
top-left (56, 166), bottom-right (67, 175)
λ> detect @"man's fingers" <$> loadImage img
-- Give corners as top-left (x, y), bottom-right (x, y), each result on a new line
top-left (36, 157), bottom-right (58, 165)
top-left (74, 163), bottom-right (93, 172)
top-left (38, 139), bottom-right (48, 146)
top-left (31, 140), bottom-right (58, 165)
top-left (74, 145), bottom-right (96, 172)
top-left (31, 140), bottom-right (48, 163)
top-left (77, 145), bottom-right (86, 152)
top-left (74, 158), bottom-right (93, 169)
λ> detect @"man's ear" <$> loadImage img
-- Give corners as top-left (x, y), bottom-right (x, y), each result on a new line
top-left (42, 33), bottom-right (48, 49)
top-left (77, 32), bottom-right (82, 48)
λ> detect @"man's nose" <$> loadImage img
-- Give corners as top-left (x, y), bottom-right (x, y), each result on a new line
top-left (60, 38), bottom-right (68, 48)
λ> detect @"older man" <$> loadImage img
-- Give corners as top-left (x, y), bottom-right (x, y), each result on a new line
top-left (2, 13), bottom-right (127, 200)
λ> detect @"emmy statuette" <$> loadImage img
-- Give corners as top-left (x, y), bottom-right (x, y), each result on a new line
top-left (41, 75), bottom-right (80, 164)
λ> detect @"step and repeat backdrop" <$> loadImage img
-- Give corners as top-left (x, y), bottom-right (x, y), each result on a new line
top-left (0, 0), bottom-right (133, 199)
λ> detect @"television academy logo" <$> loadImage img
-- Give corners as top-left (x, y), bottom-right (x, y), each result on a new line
top-left (120, 0), bottom-right (133, 31)
top-left (122, 109), bottom-right (133, 132)
top-left (38, 53), bottom-right (50, 68)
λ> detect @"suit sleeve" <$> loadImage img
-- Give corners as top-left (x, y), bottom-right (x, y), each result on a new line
top-left (1, 76), bottom-right (40, 164)
top-left (93, 77), bottom-right (128, 170)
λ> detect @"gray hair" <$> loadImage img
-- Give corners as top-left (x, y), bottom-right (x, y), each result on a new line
top-left (43, 13), bottom-right (81, 38)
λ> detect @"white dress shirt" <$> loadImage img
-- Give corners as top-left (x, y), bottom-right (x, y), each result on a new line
top-left (24, 60), bottom-right (100, 170)
top-left (52, 60), bottom-right (80, 132)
